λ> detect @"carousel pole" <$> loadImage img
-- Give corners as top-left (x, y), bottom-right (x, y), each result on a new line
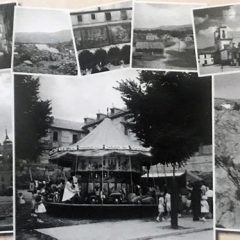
top-left (129, 156), bottom-right (134, 193)
top-left (101, 156), bottom-right (104, 203)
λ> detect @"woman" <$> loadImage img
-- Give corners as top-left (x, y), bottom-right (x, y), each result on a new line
top-left (62, 177), bottom-right (78, 202)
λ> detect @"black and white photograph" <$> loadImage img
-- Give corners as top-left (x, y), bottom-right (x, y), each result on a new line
top-left (71, 1), bottom-right (132, 75)
top-left (132, 2), bottom-right (199, 71)
top-left (193, 4), bottom-right (240, 76)
top-left (13, 7), bottom-right (78, 76)
top-left (0, 71), bottom-right (13, 232)
top-left (217, 230), bottom-right (240, 240)
top-left (215, 73), bottom-right (240, 230)
top-left (15, 69), bottom-right (212, 240)
top-left (0, 2), bottom-right (15, 70)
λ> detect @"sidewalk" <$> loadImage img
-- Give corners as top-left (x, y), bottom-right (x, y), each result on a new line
top-left (36, 217), bottom-right (213, 240)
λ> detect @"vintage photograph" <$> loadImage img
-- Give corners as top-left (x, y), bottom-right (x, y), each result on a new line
top-left (0, 2), bottom-right (15, 70)
top-left (217, 230), bottom-right (240, 240)
top-left (0, 71), bottom-right (13, 232)
top-left (71, 1), bottom-right (132, 75)
top-left (132, 2), bottom-right (199, 71)
top-left (193, 4), bottom-right (240, 76)
top-left (15, 69), bottom-right (212, 240)
top-left (215, 73), bottom-right (240, 230)
top-left (13, 7), bottom-right (78, 76)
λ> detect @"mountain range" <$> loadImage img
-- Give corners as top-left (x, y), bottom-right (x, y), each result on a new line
top-left (135, 24), bottom-right (192, 32)
top-left (15, 30), bottom-right (72, 44)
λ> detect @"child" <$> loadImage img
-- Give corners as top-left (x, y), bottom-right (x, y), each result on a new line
top-left (156, 193), bottom-right (165, 222)
top-left (200, 195), bottom-right (209, 222)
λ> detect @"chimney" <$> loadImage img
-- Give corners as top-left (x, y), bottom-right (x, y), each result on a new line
top-left (84, 117), bottom-right (95, 125)
top-left (110, 107), bottom-right (125, 115)
top-left (96, 113), bottom-right (107, 120)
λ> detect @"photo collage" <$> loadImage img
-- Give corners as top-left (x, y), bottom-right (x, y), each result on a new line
top-left (0, 0), bottom-right (239, 240)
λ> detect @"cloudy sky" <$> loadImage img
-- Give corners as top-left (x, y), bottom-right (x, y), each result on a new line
top-left (15, 7), bottom-right (71, 33)
top-left (194, 5), bottom-right (240, 49)
top-left (0, 71), bottom-right (12, 143)
top-left (215, 73), bottom-right (240, 99)
top-left (39, 69), bottom-right (139, 123)
top-left (134, 3), bottom-right (200, 29)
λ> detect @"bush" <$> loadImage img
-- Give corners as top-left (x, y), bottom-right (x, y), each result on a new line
top-left (233, 102), bottom-right (240, 111)
top-left (94, 49), bottom-right (108, 67)
top-left (79, 50), bottom-right (95, 71)
top-left (108, 47), bottom-right (121, 66)
top-left (120, 45), bottom-right (130, 64)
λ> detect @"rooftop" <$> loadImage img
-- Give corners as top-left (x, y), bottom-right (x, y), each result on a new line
top-left (51, 118), bottom-right (84, 132)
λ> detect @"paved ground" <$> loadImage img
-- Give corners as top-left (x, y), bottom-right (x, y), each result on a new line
top-left (0, 196), bottom-right (13, 231)
top-left (36, 217), bottom-right (213, 240)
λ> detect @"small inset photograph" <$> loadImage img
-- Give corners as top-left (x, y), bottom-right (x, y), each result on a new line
top-left (193, 4), bottom-right (240, 76)
top-left (13, 7), bottom-right (78, 76)
top-left (0, 2), bottom-right (16, 70)
top-left (71, 1), bottom-right (132, 75)
top-left (0, 71), bottom-right (13, 232)
top-left (215, 73), bottom-right (240, 230)
top-left (217, 230), bottom-right (240, 240)
top-left (132, 2), bottom-right (199, 71)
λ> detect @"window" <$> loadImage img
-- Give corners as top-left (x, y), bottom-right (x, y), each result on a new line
top-left (91, 13), bottom-right (96, 20)
top-left (72, 134), bottom-right (78, 144)
top-left (105, 12), bottom-right (111, 21)
top-left (53, 131), bottom-right (58, 142)
top-left (121, 10), bottom-right (127, 20)
top-left (78, 15), bottom-right (82, 22)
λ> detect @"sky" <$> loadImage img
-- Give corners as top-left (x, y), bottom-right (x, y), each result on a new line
top-left (215, 73), bottom-right (240, 99)
top-left (39, 69), bottom-right (139, 123)
top-left (194, 5), bottom-right (240, 49)
top-left (0, 71), bottom-right (12, 143)
top-left (14, 7), bottom-right (72, 33)
top-left (134, 3), bottom-right (200, 29)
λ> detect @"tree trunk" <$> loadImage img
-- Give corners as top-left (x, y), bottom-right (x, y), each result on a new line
top-left (171, 164), bottom-right (178, 229)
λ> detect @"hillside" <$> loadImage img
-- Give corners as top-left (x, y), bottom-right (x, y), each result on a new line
top-left (135, 24), bottom-right (192, 32)
top-left (15, 30), bottom-right (73, 44)
top-left (215, 98), bottom-right (240, 229)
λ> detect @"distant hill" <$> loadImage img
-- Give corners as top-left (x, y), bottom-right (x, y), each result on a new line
top-left (135, 24), bottom-right (192, 32)
top-left (15, 30), bottom-right (73, 44)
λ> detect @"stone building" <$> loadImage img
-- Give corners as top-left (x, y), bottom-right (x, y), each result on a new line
top-left (0, 10), bottom-right (7, 54)
top-left (71, 2), bottom-right (132, 50)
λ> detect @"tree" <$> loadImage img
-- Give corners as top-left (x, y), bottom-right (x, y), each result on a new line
top-left (120, 45), bottom-right (131, 64)
top-left (78, 50), bottom-right (95, 72)
top-left (94, 49), bottom-right (109, 68)
top-left (108, 47), bottom-right (121, 66)
top-left (116, 71), bottom-right (212, 228)
top-left (15, 75), bottom-right (53, 163)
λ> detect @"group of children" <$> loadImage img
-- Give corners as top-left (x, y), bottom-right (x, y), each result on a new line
top-left (156, 182), bottom-right (212, 222)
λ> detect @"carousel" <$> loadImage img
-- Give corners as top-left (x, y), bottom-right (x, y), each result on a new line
top-left (47, 117), bottom-right (157, 218)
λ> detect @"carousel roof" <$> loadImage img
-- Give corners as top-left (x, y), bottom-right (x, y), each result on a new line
top-left (50, 118), bottom-right (151, 160)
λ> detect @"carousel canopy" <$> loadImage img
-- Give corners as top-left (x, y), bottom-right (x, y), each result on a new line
top-left (50, 118), bottom-right (151, 160)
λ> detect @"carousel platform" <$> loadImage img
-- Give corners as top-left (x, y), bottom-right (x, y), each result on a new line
top-left (45, 202), bottom-right (158, 218)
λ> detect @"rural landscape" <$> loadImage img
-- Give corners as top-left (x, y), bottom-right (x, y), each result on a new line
top-left (133, 24), bottom-right (196, 70)
top-left (13, 7), bottom-right (78, 76)
top-left (132, 3), bottom-right (198, 70)
top-left (14, 30), bottom-right (78, 75)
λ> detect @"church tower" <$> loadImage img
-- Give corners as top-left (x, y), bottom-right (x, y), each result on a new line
top-left (3, 129), bottom-right (12, 162)
top-left (214, 26), bottom-right (232, 51)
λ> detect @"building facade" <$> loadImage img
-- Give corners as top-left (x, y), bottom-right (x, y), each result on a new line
top-left (71, 5), bottom-right (132, 50)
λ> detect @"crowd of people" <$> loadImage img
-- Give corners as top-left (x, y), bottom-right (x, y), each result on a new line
top-left (156, 181), bottom-right (213, 222)
top-left (17, 173), bottom-right (213, 223)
